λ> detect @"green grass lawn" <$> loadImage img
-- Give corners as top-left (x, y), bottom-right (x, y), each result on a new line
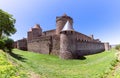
top-left (8, 49), bottom-right (118, 78)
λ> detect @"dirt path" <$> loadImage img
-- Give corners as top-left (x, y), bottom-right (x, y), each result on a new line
top-left (29, 72), bottom-right (41, 78)
top-left (112, 62), bottom-right (120, 77)
top-left (112, 51), bottom-right (120, 76)
top-left (105, 52), bottom-right (120, 78)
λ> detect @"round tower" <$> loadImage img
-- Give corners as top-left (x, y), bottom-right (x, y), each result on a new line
top-left (27, 28), bottom-right (33, 41)
top-left (32, 24), bottom-right (42, 39)
top-left (104, 42), bottom-right (110, 51)
top-left (56, 14), bottom-right (73, 35)
top-left (60, 21), bottom-right (76, 59)
top-left (90, 34), bottom-right (94, 40)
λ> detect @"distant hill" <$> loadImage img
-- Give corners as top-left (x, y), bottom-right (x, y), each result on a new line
top-left (111, 44), bottom-right (120, 48)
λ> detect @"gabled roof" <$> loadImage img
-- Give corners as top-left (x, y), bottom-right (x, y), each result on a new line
top-left (61, 21), bottom-right (74, 31)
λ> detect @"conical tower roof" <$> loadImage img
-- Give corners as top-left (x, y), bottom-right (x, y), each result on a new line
top-left (61, 21), bottom-right (74, 31)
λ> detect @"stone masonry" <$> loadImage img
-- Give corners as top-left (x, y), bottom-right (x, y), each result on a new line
top-left (15, 14), bottom-right (111, 59)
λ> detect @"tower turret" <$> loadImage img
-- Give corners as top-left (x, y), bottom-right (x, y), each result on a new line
top-left (90, 34), bottom-right (94, 40)
top-left (56, 14), bottom-right (73, 35)
top-left (104, 42), bottom-right (110, 51)
top-left (27, 28), bottom-right (33, 41)
top-left (27, 24), bottom-right (42, 41)
top-left (32, 24), bottom-right (42, 39)
top-left (59, 21), bottom-right (76, 59)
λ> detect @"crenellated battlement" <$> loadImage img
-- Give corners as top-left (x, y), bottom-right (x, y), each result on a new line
top-left (15, 14), bottom-right (111, 59)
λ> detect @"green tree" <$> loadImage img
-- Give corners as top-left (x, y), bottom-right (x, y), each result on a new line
top-left (0, 9), bottom-right (16, 38)
top-left (0, 39), bottom-right (5, 50)
top-left (0, 37), bottom-right (14, 52)
top-left (3, 37), bottom-right (14, 52)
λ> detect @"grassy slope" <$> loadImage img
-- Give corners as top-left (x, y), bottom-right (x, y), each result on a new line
top-left (106, 50), bottom-right (120, 78)
top-left (0, 50), bottom-right (25, 78)
top-left (10, 49), bottom-right (118, 78)
top-left (0, 50), bottom-right (17, 78)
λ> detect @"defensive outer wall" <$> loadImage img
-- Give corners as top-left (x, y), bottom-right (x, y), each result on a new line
top-left (14, 14), bottom-right (111, 59)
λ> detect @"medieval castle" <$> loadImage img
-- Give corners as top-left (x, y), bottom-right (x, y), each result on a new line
top-left (15, 14), bottom-right (110, 59)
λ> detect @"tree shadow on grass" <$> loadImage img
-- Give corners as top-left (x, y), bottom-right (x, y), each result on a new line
top-left (8, 51), bottom-right (27, 62)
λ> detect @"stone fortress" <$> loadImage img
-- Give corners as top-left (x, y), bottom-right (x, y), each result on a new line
top-left (15, 14), bottom-right (110, 59)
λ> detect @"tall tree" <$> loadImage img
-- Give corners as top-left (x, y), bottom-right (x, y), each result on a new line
top-left (0, 9), bottom-right (16, 38)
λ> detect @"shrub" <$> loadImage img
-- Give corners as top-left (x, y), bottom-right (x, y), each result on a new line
top-left (0, 37), bottom-right (14, 52)
top-left (3, 38), bottom-right (14, 52)
top-left (0, 39), bottom-right (5, 50)
top-left (115, 44), bottom-right (120, 51)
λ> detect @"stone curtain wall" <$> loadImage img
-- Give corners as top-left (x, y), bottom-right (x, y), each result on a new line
top-left (76, 41), bottom-right (105, 56)
top-left (75, 31), bottom-right (93, 42)
top-left (27, 35), bottom-right (60, 55)
top-left (42, 29), bottom-right (56, 36)
top-left (17, 39), bottom-right (27, 51)
top-left (27, 36), bottom-right (52, 54)
top-left (27, 33), bottom-right (105, 57)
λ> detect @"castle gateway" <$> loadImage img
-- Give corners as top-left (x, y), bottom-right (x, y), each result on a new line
top-left (15, 14), bottom-right (110, 59)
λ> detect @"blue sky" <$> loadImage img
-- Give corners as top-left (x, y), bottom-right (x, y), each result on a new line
top-left (0, 0), bottom-right (120, 45)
